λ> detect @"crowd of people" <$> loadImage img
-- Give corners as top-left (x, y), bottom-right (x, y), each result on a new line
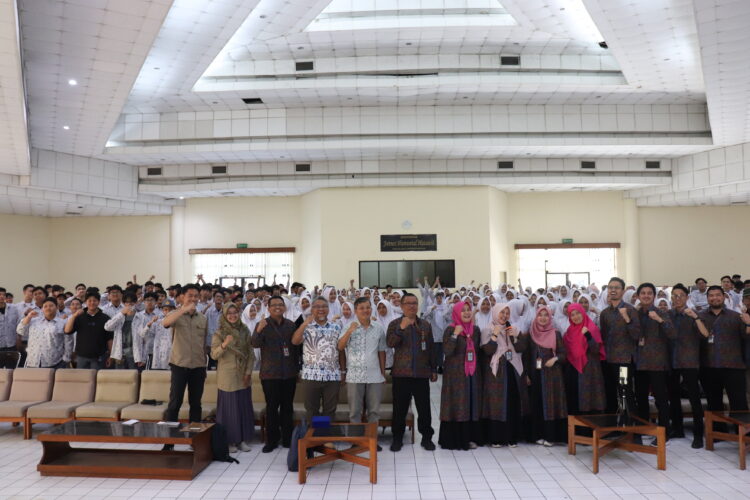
top-left (1, 272), bottom-right (749, 454)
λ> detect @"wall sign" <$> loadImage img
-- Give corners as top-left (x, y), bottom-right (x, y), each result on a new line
top-left (380, 234), bottom-right (437, 252)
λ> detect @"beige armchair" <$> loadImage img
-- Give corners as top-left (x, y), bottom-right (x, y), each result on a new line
top-left (0, 368), bottom-right (54, 439)
top-left (26, 369), bottom-right (97, 438)
top-left (75, 370), bottom-right (139, 421)
top-left (0, 369), bottom-right (12, 402)
top-left (120, 370), bottom-right (171, 421)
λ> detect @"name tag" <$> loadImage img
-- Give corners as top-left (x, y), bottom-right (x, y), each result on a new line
top-left (536, 358), bottom-right (542, 370)
top-left (708, 334), bottom-right (714, 344)
top-left (467, 351), bottom-right (474, 363)
top-left (421, 340), bottom-right (427, 351)
top-left (638, 337), bottom-right (645, 347)
top-left (282, 346), bottom-right (290, 357)
top-left (505, 350), bottom-right (513, 360)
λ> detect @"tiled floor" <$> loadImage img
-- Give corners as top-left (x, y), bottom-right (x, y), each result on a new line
top-left (2, 380), bottom-right (750, 500)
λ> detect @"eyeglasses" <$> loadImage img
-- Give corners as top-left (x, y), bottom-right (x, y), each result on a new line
top-left (402, 301), bottom-right (418, 306)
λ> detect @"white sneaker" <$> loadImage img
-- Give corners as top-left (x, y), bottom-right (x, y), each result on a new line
top-left (542, 440), bottom-right (553, 447)
top-left (228, 444), bottom-right (238, 453)
top-left (239, 442), bottom-right (251, 452)
top-left (535, 439), bottom-right (545, 445)
top-left (491, 443), bottom-right (504, 448)
top-left (468, 441), bottom-right (478, 449)
top-left (509, 443), bottom-right (518, 448)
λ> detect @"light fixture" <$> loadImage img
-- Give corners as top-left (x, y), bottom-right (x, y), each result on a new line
top-left (62, 125), bottom-right (70, 130)
top-left (179, 196), bottom-right (184, 200)
top-left (67, 79), bottom-right (77, 86)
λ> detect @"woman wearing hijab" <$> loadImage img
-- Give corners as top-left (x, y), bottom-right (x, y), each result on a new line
top-left (564, 303), bottom-right (606, 414)
top-left (524, 306), bottom-right (567, 446)
top-left (474, 296), bottom-right (493, 332)
top-left (211, 303), bottom-right (256, 453)
top-left (439, 301), bottom-right (484, 450)
top-left (480, 303), bottom-right (528, 447)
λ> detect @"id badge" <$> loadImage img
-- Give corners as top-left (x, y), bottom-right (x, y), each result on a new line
top-left (505, 350), bottom-right (513, 360)
top-left (536, 358), bottom-right (542, 370)
top-left (708, 334), bottom-right (715, 344)
top-left (467, 351), bottom-right (474, 363)
top-left (638, 337), bottom-right (645, 347)
top-left (421, 340), bottom-right (427, 351)
top-left (282, 346), bottom-right (290, 357)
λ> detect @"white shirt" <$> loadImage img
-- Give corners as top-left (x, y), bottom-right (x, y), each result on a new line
top-left (101, 302), bottom-right (123, 319)
top-left (0, 305), bottom-right (20, 348)
top-left (689, 289), bottom-right (708, 311)
top-left (17, 316), bottom-right (66, 367)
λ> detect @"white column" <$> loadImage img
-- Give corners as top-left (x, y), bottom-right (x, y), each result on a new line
top-left (622, 198), bottom-right (640, 285)
top-left (170, 206), bottom-right (187, 284)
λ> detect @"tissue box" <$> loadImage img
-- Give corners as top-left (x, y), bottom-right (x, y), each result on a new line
top-left (311, 416), bottom-right (331, 428)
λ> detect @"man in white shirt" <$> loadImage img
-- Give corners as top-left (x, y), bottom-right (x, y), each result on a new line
top-left (14, 284), bottom-right (35, 319)
top-left (102, 285), bottom-right (124, 318)
top-left (16, 297), bottom-right (66, 368)
top-left (690, 278), bottom-right (708, 312)
top-left (0, 287), bottom-right (20, 353)
top-left (721, 275), bottom-right (742, 309)
top-left (104, 292), bottom-right (143, 369)
top-left (204, 290), bottom-right (224, 369)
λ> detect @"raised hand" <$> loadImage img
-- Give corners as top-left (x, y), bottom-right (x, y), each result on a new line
top-left (684, 308), bottom-right (698, 319)
top-left (400, 316), bottom-right (415, 329)
top-left (454, 325), bottom-right (464, 336)
top-left (618, 307), bottom-right (630, 323)
top-left (648, 310), bottom-right (663, 323)
top-left (222, 334), bottom-right (234, 348)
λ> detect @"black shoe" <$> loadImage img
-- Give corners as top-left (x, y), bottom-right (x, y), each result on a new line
top-left (390, 439), bottom-right (403, 452)
top-left (262, 443), bottom-right (278, 453)
top-left (437, 367), bottom-right (443, 374)
top-left (162, 444), bottom-right (174, 451)
top-left (421, 439), bottom-right (436, 451)
top-left (669, 428), bottom-right (685, 439)
top-left (692, 435), bottom-right (703, 449)
top-left (281, 442), bottom-right (290, 448)
top-left (376, 444), bottom-right (382, 452)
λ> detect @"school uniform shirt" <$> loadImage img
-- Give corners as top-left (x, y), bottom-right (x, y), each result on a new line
top-left (16, 316), bottom-right (65, 367)
top-left (344, 322), bottom-right (386, 384)
top-left (699, 307), bottom-right (749, 369)
top-left (689, 290), bottom-right (708, 311)
top-left (134, 310), bottom-right (160, 363)
top-left (204, 304), bottom-right (223, 347)
top-left (667, 308), bottom-right (703, 369)
top-left (14, 301), bottom-right (37, 321)
top-left (0, 304), bottom-right (20, 348)
top-left (149, 322), bottom-right (173, 369)
top-left (599, 301), bottom-right (641, 364)
top-left (301, 321), bottom-right (342, 382)
top-left (101, 302), bottom-right (123, 319)
top-left (105, 311), bottom-right (145, 364)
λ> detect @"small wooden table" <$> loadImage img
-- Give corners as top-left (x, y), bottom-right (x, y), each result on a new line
top-left (37, 421), bottom-right (213, 480)
top-left (298, 423), bottom-right (377, 484)
top-left (568, 414), bottom-right (666, 474)
top-left (705, 410), bottom-right (750, 469)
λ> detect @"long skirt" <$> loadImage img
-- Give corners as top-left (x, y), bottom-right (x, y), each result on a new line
top-left (484, 367), bottom-right (523, 445)
top-left (530, 376), bottom-right (567, 443)
top-left (217, 386), bottom-right (255, 445)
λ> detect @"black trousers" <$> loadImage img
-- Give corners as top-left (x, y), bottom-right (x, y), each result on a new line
top-left (165, 364), bottom-right (206, 422)
top-left (261, 377), bottom-right (296, 446)
top-left (668, 368), bottom-right (704, 435)
top-left (392, 376), bottom-right (433, 441)
top-left (701, 367), bottom-right (748, 415)
top-left (635, 370), bottom-right (669, 428)
top-left (603, 361), bottom-right (636, 413)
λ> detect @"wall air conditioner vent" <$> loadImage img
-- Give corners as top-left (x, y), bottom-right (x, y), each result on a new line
top-left (645, 161), bottom-right (661, 169)
top-left (146, 167), bottom-right (162, 176)
top-left (497, 161), bottom-right (514, 169)
top-left (295, 61), bottom-right (314, 71)
top-left (500, 55), bottom-right (521, 66)
top-left (295, 163), bottom-right (311, 172)
top-left (211, 165), bottom-right (227, 174)
top-left (581, 161), bottom-right (596, 169)
top-left (242, 97), bottom-right (263, 105)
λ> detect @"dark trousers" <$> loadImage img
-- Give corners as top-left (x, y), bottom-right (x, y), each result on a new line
top-left (668, 368), bottom-right (704, 435)
top-left (433, 342), bottom-right (444, 371)
top-left (261, 377), bottom-right (296, 446)
top-left (392, 376), bottom-right (433, 441)
top-left (701, 367), bottom-right (748, 416)
top-left (635, 370), bottom-right (669, 428)
top-left (165, 364), bottom-right (206, 422)
top-left (603, 361), bottom-right (636, 413)
top-left (302, 379), bottom-right (340, 423)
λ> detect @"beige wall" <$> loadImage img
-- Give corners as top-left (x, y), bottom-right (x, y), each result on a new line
top-left (638, 205), bottom-right (750, 285)
top-left (0, 214), bottom-right (51, 294)
top-left (3, 189), bottom-right (750, 293)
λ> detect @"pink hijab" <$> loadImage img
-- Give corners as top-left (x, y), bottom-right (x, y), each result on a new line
top-left (530, 306), bottom-right (557, 351)
top-left (564, 303), bottom-right (606, 374)
top-left (450, 301), bottom-right (476, 376)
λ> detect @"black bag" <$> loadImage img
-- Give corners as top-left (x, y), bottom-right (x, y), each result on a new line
top-left (287, 420), bottom-right (310, 472)
top-left (211, 423), bottom-right (239, 463)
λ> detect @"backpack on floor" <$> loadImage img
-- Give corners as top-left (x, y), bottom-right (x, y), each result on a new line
top-left (211, 423), bottom-right (239, 463)
top-left (287, 419), bottom-right (311, 472)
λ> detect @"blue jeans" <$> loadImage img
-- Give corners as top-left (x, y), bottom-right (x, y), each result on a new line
top-left (76, 356), bottom-right (101, 369)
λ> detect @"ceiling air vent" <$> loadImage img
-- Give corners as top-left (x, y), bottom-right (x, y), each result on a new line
top-left (221, 191), bottom-right (235, 196)
top-left (581, 161), bottom-right (596, 169)
top-left (146, 167), bottom-right (162, 176)
top-left (242, 97), bottom-right (263, 105)
top-left (212, 165), bottom-right (227, 174)
top-left (500, 56), bottom-right (520, 66)
top-left (645, 161), bottom-right (661, 169)
top-left (295, 61), bottom-right (314, 71)
top-left (497, 161), bottom-right (514, 169)
top-left (295, 163), bottom-right (311, 172)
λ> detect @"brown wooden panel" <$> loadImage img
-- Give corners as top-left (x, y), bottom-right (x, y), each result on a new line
top-left (514, 243), bottom-right (621, 250)
top-left (188, 247), bottom-right (296, 255)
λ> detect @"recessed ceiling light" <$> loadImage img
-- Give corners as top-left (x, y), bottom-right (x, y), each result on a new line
top-left (259, 14), bottom-right (266, 18)
top-left (67, 79), bottom-right (77, 86)
top-left (405, 42), bottom-right (412, 46)
top-left (154, 67), bottom-right (160, 70)
top-left (62, 125), bottom-right (70, 130)
top-left (179, 196), bottom-right (184, 200)
top-left (297, 46), bottom-right (304, 50)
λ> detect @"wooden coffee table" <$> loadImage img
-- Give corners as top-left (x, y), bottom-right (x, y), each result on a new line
top-left (298, 423), bottom-right (377, 484)
top-left (37, 421), bottom-right (213, 480)
top-left (705, 410), bottom-right (750, 469)
top-left (568, 414), bottom-right (666, 474)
